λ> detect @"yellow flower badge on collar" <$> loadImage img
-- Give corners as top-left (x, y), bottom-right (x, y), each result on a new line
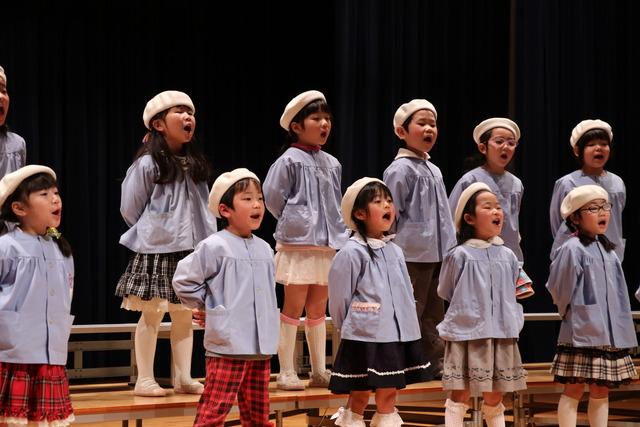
top-left (46, 227), bottom-right (62, 240)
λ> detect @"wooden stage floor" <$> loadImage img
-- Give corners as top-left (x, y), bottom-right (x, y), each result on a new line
top-left (69, 368), bottom-right (640, 426)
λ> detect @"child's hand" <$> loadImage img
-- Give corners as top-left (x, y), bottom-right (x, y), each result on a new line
top-left (192, 309), bottom-right (206, 327)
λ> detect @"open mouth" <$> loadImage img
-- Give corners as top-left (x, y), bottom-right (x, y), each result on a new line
top-left (184, 124), bottom-right (193, 132)
top-left (52, 209), bottom-right (61, 216)
top-left (320, 131), bottom-right (328, 138)
top-left (593, 154), bottom-right (604, 160)
top-left (492, 218), bottom-right (501, 226)
top-left (598, 219), bottom-right (607, 226)
top-left (250, 213), bottom-right (261, 220)
top-left (424, 136), bottom-right (433, 143)
top-left (382, 212), bottom-right (391, 220)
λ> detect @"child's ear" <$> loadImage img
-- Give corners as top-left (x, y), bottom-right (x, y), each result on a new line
top-left (572, 145), bottom-right (580, 157)
top-left (395, 126), bottom-right (407, 139)
top-left (353, 209), bottom-right (367, 222)
top-left (290, 121), bottom-right (303, 135)
top-left (10, 201), bottom-right (28, 218)
top-left (151, 118), bottom-right (165, 133)
top-left (463, 212), bottom-right (475, 226)
top-left (477, 142), bottom-right (488, 155)
top-left (569, 212), bottom-right (581, 226)
top-left (219, 203), bottom-right (233, 219)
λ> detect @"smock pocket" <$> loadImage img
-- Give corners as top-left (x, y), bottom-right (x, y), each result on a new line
top-left (138, 211), bottom-right (178, 247)
top-left (277, 204), bottom-right (311, 240)
top-left (571, 305), bottom-right (606, 345)
top-left (0, 311), bottom-right (18, 350)
top-left (51, 314), bottom-right (75, 354)
top-left (345, 302), bottom-right (380, 338)
top-left (396, 222), bottom-right (432, 258)
top-left (449, 303), bottom-right (483, 330)
top-left (204, 306), bottom-right (231, 347)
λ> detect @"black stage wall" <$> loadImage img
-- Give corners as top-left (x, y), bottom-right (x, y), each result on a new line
top-left (1, 1), bottom-right (639, 366)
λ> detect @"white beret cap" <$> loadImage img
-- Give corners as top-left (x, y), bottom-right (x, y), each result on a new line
top-left (280, 90), bottom-right (326, 130)
top-left (393, 99), bottom-right (437, 137)
top-left (560, 185), bottom-right (609, 219)
top-left (473, 117), bottom-right (520, 144)
top-left (453, 182), bottom-right (492, 231)
top-left (0, 165), bottom-right (57, 208)
top-left (208, 168), bottom-right (260, 218)
top-left (0, 66), bottom-right (6, 85)
top-left (341, 177), bottom-right (386, 231)
top-left (143, 90), bottom-right (195, 130)
top-left (569, 119), bottom-right (613, 148)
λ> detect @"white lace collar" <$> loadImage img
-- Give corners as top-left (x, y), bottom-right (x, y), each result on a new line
top-left (350, 232), bottom-right (395, 249)
top-left (394, 147), bottom-right (430, 161)
top-left (463, 235), bottom-right (504, 248)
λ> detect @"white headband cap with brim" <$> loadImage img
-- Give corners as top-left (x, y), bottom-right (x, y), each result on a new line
top-left (279, 90), bottom-right (326, 130)
top-left (208, 168), bottom-right (260, 218)
top-left (569, 119), bottom-right (613, 148)
top-left (0, 165), bottom-right (57, 208)
top-left (453, 182), bottom-right (492, 231)
top-left (392, 99), bottom-right (437, 137)
top-left (560, 184), bottom-right (609, 219)
top-left (341, 177), bottom-right (386, 231)
top-left (472, 117), bottom-right (521, 144)
top-left (142, 90), bottom-right (195, 130)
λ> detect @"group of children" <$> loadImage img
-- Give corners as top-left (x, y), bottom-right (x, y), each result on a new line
top-left (0, 62), bottom-right (638, 427)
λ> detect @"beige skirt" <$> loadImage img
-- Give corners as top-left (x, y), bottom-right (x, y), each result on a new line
top-left (442, 338), bottom-right (528, 396)
top-left (275, 248), bottom-right (336, 285)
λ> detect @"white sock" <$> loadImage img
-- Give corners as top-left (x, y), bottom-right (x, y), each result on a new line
top-left (444, 398), bottom-right (469, 427)
top-left (135, 310), bottom-right (164, 382)
top-left (482, 402), bottom-right (505, 427)
top-left (305, 317), bottom-right (327, 375)
top-left (558, 394), bottom-right (579, 427)
top-left (333, 407), bottom-right (365, 427)
top-left (169, 309), bottom-right (196, 386)
top-left (371, 408), bottom-right (403, 427)
top-left (278, 314), bottom-right (300, 373)
top-left (587, 397), bottom-right (608, 427)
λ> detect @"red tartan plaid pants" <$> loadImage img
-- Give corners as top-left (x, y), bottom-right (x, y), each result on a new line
top-left (194, 356), bottom-right (273, 427)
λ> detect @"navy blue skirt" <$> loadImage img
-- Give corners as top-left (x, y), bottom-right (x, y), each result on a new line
top-left (329, 339), bottom-right (433, 394)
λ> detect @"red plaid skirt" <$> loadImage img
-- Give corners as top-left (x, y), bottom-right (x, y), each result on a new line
top-left (0, 362), bottom-right (74, 425)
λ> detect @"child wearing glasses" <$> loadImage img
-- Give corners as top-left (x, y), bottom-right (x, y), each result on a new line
top-left (546, 185), bottom-right (637, 427)
top-left (549, 119), bottom-right (625, 261)
top-left (449, 118), bottom-right (533, 299)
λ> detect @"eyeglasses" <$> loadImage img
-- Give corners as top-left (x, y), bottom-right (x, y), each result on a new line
top-left (489, 137), bottom-right (518, 148)
top-left (579, 202), bottom-right (613, 214)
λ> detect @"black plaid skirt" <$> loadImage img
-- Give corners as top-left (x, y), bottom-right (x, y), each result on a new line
top-left (115, 251), bottom-right (191, 305)
top-left (550, 345), bottom-right (638, 388)
top-left (328, 339), bottom-right (433, 394)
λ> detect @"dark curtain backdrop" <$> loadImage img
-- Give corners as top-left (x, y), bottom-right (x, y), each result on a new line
top-left (1, 0), bottom-right (638, 365)
top-left (515, 0), bottom-right (640, 361)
